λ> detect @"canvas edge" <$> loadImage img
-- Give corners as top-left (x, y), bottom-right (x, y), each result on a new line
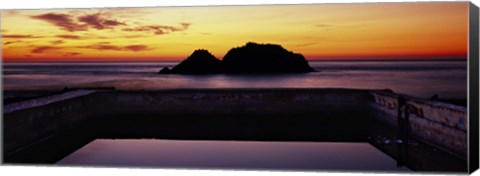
top-left (468, 1), bottom-right (480, 174)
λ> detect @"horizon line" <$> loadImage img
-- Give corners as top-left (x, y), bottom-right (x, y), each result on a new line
top-left (2, 58), bottom-right (468, 63)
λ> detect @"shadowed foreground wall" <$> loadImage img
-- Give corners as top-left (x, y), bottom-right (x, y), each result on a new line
top-left (3, 88), bottom-right (468, 166)
top-left (3, 88), bottom-right (373, 157)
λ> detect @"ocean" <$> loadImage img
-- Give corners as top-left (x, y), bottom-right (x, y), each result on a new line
top-left (2, 60), bottom-right (467, 99)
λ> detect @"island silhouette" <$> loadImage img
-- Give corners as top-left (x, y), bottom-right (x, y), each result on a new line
top-left (158, 42), bottom-right (315, 74)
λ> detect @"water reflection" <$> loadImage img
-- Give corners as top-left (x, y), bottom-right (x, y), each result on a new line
top-left (58, 139), bottom-right (410, 171)
top-left (3, 61), bottom-right (467, 99)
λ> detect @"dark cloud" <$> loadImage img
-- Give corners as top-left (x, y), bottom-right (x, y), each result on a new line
top-left (103, 19), bottom-right (125, 26)
top-left (124, 45), bottom-right (149, 51)
top-left (122, 23), bottom-right (191, 35)
top-left (3, 40), bottom-right (22, 45)
top-left (78, 13), bottom-right (125, 30)
top-left (79, 44), bottom-right (149, 51)
top-left (31, 13), bottom-right (87, 32)
top-left (55, 34), bottom-right (146, 40)
top-left (123, 35), bottom-right (149, 39)
top-left (63, 52), bottom-right (81, 57)
top-left (50, 40), bottom-right (65, 45)
top-left (31, 46), bottom-right (63, 53)
top-left (2, 34), bottom-right (42, 39)
top-left (96, 41), bottom-right (111, 45)
top-left (80, 44), bottom-right (123, 51)
top-left (56, 35), bottom-right (82, 39)
top-left (31, 13), bottom-right (125, 32)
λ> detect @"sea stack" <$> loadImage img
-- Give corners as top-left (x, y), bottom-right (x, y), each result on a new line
top-left (158, 49), bottom-right (222, 74)
top-left (222, 42), bottom-right (314, 73)
top-left (159, 42), bottom-right (315, 74)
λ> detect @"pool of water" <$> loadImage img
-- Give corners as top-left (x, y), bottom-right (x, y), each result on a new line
top-left (57, 139), bottom-right (410, 171)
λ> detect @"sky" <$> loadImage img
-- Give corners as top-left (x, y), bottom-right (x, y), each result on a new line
top-left (1, 2), bottom-right (469, 62)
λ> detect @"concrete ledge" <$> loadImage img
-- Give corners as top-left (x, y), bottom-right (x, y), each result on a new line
top-left (370, 90), bottom-right (467, 157)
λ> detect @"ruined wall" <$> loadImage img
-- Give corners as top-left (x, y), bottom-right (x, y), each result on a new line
top-left (4, 88), bottom-right (469, 163)
top-left (3, 88), bottom-right (373, 157)
top-left (3, 90), bottom-right (99, 156)
top-left (91, 89), bottom-right (373, 116)
top-left (369, 91), bottom-right (467, 157)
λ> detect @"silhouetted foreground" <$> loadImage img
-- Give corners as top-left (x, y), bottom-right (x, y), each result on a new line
top-left (3, 88), bottom-right (467, 172)
top-left (159, 42), bottom-right (315, 74)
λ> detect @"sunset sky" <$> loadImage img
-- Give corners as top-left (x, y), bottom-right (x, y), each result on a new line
top-left (1, 2), bottom-right (469, 62)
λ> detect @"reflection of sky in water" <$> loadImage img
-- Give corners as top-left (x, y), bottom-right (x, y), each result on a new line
top-left (57, 139), bottom-right (410, 171)
top-left (2, 61), bottom-right (467, 99)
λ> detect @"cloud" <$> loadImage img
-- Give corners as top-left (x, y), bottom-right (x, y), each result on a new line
top-left (103, 19), bottom-right (125, 26)
top-left (50, 40), bottom-right (65, 45)
top-left (31, 46), bottom-right (63, 53)
top-left (31, 13), bottom-right (87, 32)
top-left (180, 23), bottom-right (191, 28)
top-left (80, 44), bottom-right (123, 51)
top-left (31, 13), bottom-right (125, 32)
top-left (96, 42), bottom-right (111, 45)
top-left (4, 41), bottom-right (22, 45)
top-left (296, 42), bottom-right (318, 47)
top-left (56, 35), bottom-right (82, 39)
top-left (122, 23), bottom-right (191, 35)
top-left (79, 44), bottom-right (149, 52)
top-left (123, 35), bottom-right (148, 39)
top-left (78, 13), bottom-right (125, 30)
top-left (63, 52), bottom-right (81, 57)
top-left (2, 34), bottom-right (42, 38)
top-left (314, 24), bottom-right (334, 31)
top-left (315, 24), bottom-right (332, 28)
top-left (124, 45), bottom-right (148, 51)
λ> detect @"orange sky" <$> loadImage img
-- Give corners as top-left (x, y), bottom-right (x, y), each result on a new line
top-left (1, 2), bottom-right (469, 62)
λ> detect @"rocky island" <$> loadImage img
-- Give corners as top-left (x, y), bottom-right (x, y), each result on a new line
top-left (159, 49), bottom-right (222, 74)
top-left (158, 42), bottom-right (315, 74)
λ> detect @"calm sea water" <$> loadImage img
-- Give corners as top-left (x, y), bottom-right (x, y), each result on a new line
top-left (2, 61), bottom-right (467, 99)
top-left (57, 139), bottom-right (409, 171)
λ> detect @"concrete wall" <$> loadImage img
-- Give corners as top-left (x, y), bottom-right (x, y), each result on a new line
top-left (91, 89), bottom-right (372, 116)
top-left (369, 90), bottom-right (467, 157)
top-left (3, 90), bottom-right (100, 156)
top-left (4, 88), bottom-right (467, 161)
top-left (3, 88), bottom-right (373, 157)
